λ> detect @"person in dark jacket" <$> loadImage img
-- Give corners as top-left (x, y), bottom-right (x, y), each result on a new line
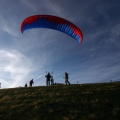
top-left (45, 72), bottom-right (51, 86)
top-left (29, 79), bottom-right (34, 87)
top-left (64, 72), bottom-right (70, 85)
top-left (25, 83), bottom-right (27, 87)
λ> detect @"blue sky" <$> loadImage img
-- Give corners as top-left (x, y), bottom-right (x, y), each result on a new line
top-left (0, 0), bottom-right (120, 88)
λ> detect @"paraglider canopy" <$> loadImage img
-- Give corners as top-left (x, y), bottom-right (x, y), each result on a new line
top-left (20, 15), bottom-right (83, 44)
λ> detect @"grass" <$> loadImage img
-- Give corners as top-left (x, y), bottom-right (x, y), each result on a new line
top-left (0, 82), bottom-right (120, 120)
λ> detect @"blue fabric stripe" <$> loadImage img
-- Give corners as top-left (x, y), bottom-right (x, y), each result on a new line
top-left (22, 19), bottom-right (80, 44)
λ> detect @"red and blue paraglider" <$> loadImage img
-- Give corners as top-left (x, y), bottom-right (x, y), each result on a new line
top-left (20, 15), bottom-right (83, 44)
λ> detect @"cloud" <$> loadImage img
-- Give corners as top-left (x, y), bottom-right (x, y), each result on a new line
top-left (0, 79), bottom-right (11, 89)
top-left (1, 24), bottom-right (18, 37)
top-left (20, 0), bottom-right (37, 12)
top-left (20, 0), bottom-right (63, 16)
top-left (0, 49), bottom-right (33, 88)
top-left (0, 15), bottom-right (18, 36)
top-left (43, 0), bottom-right (62, 15)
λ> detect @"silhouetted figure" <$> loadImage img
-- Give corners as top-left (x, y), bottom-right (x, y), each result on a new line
top-left (110, 80), bottom-right (112, 82)
top-left (51, 76), bottom-right (54, 85)
top-left (64, 72), bottom-right (70, 85)
top-left (25, 83), bottom-right (27, 87)
top-left (0, 83), bottom-right (1, 88)
top-left (29, 79), bottom-right (34, 87)
top-left (45, 72), bottom-right (51, 86)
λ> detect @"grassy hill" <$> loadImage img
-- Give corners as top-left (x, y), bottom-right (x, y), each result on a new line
top-left (0, 82), bottom-right (120, 120)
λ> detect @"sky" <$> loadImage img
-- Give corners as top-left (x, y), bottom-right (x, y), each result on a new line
top-left (0, 0), bottom-right (120, 88)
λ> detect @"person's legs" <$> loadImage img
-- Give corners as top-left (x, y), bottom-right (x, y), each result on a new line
top-left (65, 79), bottom-right (67, 85)
top-left (67, 81), bottom-right (70, 85)
top-left (46, 80), bottom-right (48, 86)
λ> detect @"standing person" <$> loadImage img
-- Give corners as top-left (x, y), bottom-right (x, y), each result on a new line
top-left (51, 75), bottom-right (54, 85)
top-left (64, 72), bottom-right (71, 85)
top-left (45, 72), bottom-right (51, 86)
top-left (29, 79), bottom-right (34, 87)
top-left (25, 83), bottom-right (27, 87)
